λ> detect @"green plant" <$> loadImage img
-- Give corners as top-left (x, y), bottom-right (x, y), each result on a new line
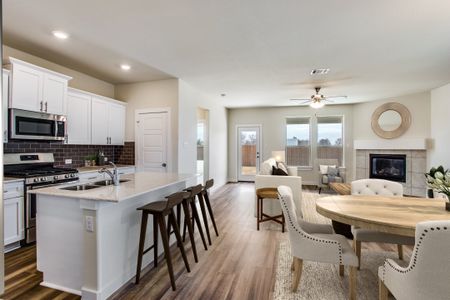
top-left (425, 166), bottom-right (450, 199)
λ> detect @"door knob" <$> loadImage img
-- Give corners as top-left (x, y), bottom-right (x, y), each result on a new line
top-left (162, 163), bottom-right (167, 167)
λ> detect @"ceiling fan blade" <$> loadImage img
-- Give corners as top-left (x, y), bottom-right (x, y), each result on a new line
top-left (323, 99), bottom-right (334, 103)
top-left (325, 95), bottom-right (347, 100)
top-left (290, 99), bottom-right (311, 104)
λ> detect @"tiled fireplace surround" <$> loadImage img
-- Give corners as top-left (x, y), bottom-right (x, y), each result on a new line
top-left (3, 141), bottom-right (135, 168)
top-left (355, 149), bottom-right (427, 197)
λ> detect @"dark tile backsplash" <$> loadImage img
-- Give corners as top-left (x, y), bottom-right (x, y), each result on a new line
top-left (4, 141), bottom-right (135, 167)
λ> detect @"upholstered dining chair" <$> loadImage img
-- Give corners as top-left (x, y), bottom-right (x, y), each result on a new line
top-left (278, 186), bottom-right (358, 299)
top-left (378, 220), bottom-right (450, 300)
top-left (351, 179), bottom-right (415, 269)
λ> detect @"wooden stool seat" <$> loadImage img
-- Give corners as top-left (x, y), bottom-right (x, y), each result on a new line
top-left (137, 200), bottom-right (170, 213)
top-left (256, 187), bottom-right (285, 232)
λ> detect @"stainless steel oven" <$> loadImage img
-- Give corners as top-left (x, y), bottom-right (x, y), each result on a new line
top-left (10, 109), bottom-right (66, 141)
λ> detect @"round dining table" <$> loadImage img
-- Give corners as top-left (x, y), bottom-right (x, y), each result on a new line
top-left (316, 195), bottom-right (450, 237)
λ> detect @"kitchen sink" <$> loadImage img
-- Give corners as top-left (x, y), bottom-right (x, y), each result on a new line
top-left (61, 184), bottom-right (101, 191)
top-left (92, 179), bottom-right (131, 186)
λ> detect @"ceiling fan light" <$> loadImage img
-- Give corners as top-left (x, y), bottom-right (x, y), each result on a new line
top-left (310, 101), bottom-right (325, 109)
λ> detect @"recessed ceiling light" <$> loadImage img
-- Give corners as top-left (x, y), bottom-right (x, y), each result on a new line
top-left (221, 93), bottom-right (226, 97)
top-left (120, 64), bottom-right (131, 71)
top-left (52, 30), bottom-right (69, 40)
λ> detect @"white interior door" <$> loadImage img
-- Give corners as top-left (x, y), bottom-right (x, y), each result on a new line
top-left (136, 110), bottom-right (169, 172)
top-left (237, 126), bottom-right (261, 181)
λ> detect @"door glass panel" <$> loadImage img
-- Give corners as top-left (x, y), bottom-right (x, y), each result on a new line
top-left (240, 129), bottom-right (257, 176)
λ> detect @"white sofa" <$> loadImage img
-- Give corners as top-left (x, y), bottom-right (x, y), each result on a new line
top-left (255, 158), bottom-right (302, 219)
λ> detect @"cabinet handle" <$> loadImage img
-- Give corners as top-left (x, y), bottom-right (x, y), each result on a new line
top-left (40, 101), bottom-right (43, 111)
top-left (45, 102), bottom-right (48, 112)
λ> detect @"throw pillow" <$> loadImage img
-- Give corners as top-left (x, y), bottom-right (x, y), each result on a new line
top-left (260, 161), bottom-right (273, 175)
top-left (272, 165), bottom-right (288, 176)
top-left (319, 164), bottom-right (335, 175)
top-left (327, 166), bottom-right (339, 176)
top-left (277, 162), bottom-right (289, 174)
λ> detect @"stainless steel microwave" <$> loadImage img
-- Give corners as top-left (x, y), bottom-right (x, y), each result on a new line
top-left (9, 109), bottom-right (66, 141)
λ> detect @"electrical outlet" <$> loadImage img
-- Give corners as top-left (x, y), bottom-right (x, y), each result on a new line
top-left (65, 159), bottom-right (72, 164)
top-left (85, 216), bottom-right (94, 232)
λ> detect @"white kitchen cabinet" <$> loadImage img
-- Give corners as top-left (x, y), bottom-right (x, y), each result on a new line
top-left (3, 69), bottom-right (9, 143)
top-left (67, 89), bottom-right (92, 144)
top-left (91, 96), bottom-right (126, 145)
top-left (43, 72), bottom-right (68, 115)
top-left (4, 181), bottom-right (25, 247)
top-left (108, 102), bottom-right (126, 145)
top-left (91, 97), bottom-right (110, 145)
top-left (9, 57), bottom-right (71, 115)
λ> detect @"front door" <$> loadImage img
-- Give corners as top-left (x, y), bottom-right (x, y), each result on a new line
top-left (136, 111), bottom-right (169, 172)
top-left (237, 126), bottom-right (261, 181)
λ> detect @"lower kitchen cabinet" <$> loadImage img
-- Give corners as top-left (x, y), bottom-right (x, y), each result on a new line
top-left (4, 181), bottom-right (25, 249)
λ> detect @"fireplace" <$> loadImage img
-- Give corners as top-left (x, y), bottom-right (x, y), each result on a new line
top-left (369, 154), bottom-right (406, 182)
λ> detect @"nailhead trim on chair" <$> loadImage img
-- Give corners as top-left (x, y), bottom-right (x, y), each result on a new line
top-left (280, 195), bottom-right (343, 264)
top-left (381, 226), bottom-right (449, 279)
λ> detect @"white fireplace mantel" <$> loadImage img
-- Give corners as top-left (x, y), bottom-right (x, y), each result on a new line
top-left (354, 138), bottom-right (431, 150)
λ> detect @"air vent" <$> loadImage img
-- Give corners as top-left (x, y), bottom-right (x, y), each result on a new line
top-left (310, 68), bottom-right (330, 75)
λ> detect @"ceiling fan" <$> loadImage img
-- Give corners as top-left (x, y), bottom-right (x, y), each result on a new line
top-left (290, 87), bottom-right (347, 109)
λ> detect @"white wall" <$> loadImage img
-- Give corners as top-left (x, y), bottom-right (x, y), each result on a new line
top-left (227, 105), bottom-right (354, 184)
top-left (353, 92), bottom-right (431, 140)
top-left (429, 83), bottom-right (450, 168)
top-left (115, 79), bottom-right (179, 171)
top-left (178, 80), bottom-right (228, 189)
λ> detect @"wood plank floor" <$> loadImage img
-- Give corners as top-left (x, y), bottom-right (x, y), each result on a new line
top-left (2, 183), bottom-right (411, 300)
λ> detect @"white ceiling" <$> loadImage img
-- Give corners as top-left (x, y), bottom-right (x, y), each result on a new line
top-left (4, 0), bottom-right (450, 107)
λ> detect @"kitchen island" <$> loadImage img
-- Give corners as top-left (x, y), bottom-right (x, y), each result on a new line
top-left (29, 172), bottom-right (197, 300)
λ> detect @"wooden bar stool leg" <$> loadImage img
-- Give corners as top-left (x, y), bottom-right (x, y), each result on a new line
top-left (257, 196), bottom-right (260, 231)
top-left (135, 212), bottom-right (148, 284)
top-left (182, 201), bottom-right (198, 263)
top-left (190, 200), bottom-right (208, 251)
top-left (153, 215), bottom-right (158, 268)
top-left (157, 214), bottom-right (177, 291)
top-left (197, 193), bottom-right (212, 245)
top-left (170, 208), bottom-right (190, 272)
top-left (204, 192), bottom-right (219, 236)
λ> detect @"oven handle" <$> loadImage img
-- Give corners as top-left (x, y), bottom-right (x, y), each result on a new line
top-left (27, 180), bottom-right (79, 190)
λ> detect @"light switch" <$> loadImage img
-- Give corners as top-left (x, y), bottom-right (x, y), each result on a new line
top-left (85, 216), bottom-right (94, 232)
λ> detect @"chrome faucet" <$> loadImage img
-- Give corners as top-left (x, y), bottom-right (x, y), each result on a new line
top-left (99, 162), bottom-right (120, 186)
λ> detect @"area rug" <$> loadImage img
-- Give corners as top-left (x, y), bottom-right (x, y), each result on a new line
top-left (273, 191), bottom-right (402, 299)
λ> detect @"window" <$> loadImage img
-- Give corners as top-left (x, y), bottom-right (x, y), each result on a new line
top-left (286, 117), bottom-right (311, 167)
top-left (317, 116), bottom-right (343, 166)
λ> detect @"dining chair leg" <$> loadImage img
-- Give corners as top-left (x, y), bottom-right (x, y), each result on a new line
top-left (378, 278), bottom-right (389, 300)
top-left (157, 214), bottom-right (177, 291)
top-left (153, 215), bottom-right (158, 268)
top-left (292, 257), bottom-right (303, 292)
top-left (135, 212), bottom-right (148, 284)
top-left (197, 193), bottom-right (212, 245)
top-left (291, 258), bottom-right (295, 271)
top-left (182, 201), bottom-right (198, 263)
top-left (349, 266), bottom-right (357, 300)
top-left (397, 244), bottom-right (403, 260)
top-left (339, 265), bottom-right (344, 277)
top-left (204, 192), bottom-right (219, 236)
top-left (190, 200), bottom-right (208, 250)
top-left (353, 239), bottom-right (361, 270)
top-left (169, 209), bottom-right (190, 272)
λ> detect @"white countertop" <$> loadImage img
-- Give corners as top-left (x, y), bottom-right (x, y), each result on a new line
top-left (28, 172), bottom-right (197, 202)
top-left (4, 177), bottom-right (25, 184)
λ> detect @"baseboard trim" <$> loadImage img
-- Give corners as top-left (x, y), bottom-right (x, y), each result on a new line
top-left (41, 281), bottom-right (82, 296)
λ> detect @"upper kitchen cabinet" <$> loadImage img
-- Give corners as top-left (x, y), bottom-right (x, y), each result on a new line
top-left (67, 88), bottom-right (92, 144)
top-left (3, 69), bottom-right (10, 143)
top-left (8, 57), bottom-right (71, 115)
top-left (91, 96), bottom-right (126, 145)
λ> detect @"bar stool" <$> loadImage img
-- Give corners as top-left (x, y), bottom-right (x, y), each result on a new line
top-left (135, 191), bottom-right (191, 291)
top-left (201, 179), bottom-right (219, 237)
top-left (182, 184), bottom-right (209, 250)
top-left (256, 187), bottom-right (285, 232)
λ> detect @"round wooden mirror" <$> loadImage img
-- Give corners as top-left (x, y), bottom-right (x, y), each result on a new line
top-left (371, 102), bottom-right (411, 139)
